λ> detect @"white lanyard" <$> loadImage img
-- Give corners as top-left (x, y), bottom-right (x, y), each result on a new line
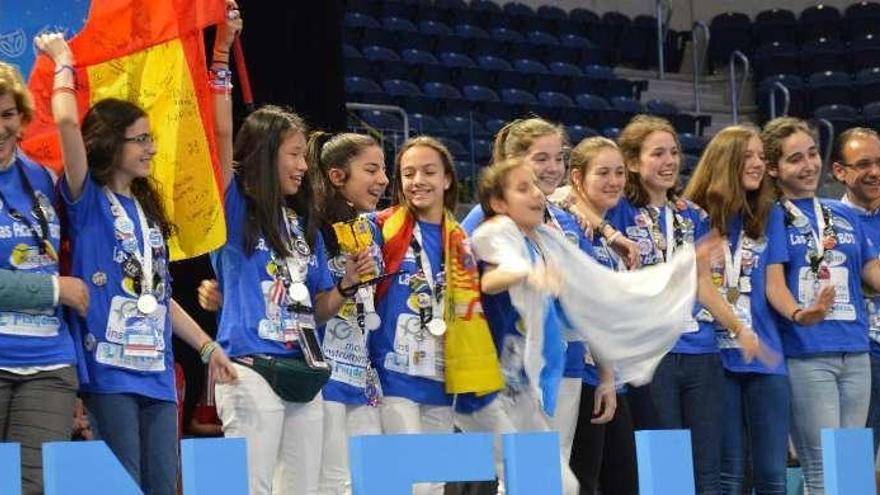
top-left (785, 198), bottom-right (826, 259)
top-left (279, 208), bottom-right (311, 306)
top-left (412, 223), bottom-right (439, 299)
top-left (546, 207), bottom-right (564, 232)
top-left (599, 237), bottom-right (626, 271)
top-left (722, 230), bottom-right (745, 291)
top-left (104, 188), bottom-right (153, 295)
top-left (663, 206), bottom-right (674, 261)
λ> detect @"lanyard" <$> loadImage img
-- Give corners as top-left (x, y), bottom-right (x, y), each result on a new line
top-left (273, 207), bottom-right (311, 308)
top-left (0, 158), bottom-right (55, 259)
top-left (782, 198), bottom-right (832, 269)
top-left (646, 205), bottom-right (675, 262)
top-left (104, 188), bottom-right (154, 296)
top-left (410, 224), bottom-right (445, 333)
top-left (722, 229), bottom-right (745, 296)
top-left (599, 237), bottom-right (626, 271)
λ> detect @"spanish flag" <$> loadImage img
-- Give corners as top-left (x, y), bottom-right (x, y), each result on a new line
top-left (21, 0), bottom-right (227, 260)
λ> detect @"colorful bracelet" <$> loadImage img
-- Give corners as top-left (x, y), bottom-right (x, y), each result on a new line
top-left (791, 308), bottom-right (803, 323)
top-left (199, 341), bottom-right (218, 364)
top-left (336, 278), bottom-right (357, 298)
top-left (52, 86), bottom-right (77, 97)
top-left (54, 64), bottom-right (75, 76)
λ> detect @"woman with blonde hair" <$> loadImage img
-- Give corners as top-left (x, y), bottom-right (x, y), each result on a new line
top-left (684, 125), bottom-right (829, 494)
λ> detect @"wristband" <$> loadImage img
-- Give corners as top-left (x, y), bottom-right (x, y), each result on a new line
top-left (597, 220), bottom-right (612, 238)
top-left (607, 230), bottom-right (622, 244)
top-left (199, 341), bottom-right (218, 364)
top-left (791, 308), bottom-right (803, 323)
top-left (54, 64), bottom-right (75, 76)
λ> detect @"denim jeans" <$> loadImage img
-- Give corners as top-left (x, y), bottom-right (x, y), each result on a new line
top-left (86, 393), bottom-right (179, 495)
top-left (720, 371), bottom-right (790, 495)
top-left (866, 354), bottom-right (880, 456)
top-left (787, 353), bottom-right (871, 495)
top-left (650, 353), bottom-right (723, 495)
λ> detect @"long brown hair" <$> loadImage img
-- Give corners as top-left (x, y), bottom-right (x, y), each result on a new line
top-left (0, 62), bottom-right (33, 125)
top-left (308, 131), bottom-right (380, 225)
top-left (479, 157), bottom-right (530, 218)
top-left (618, 115), bottom-right (680, 207)
top-left (683, 126), bottom-right (773, 239)
top-left (392, 136), bottom-right (458, 213)
top-left (233, 105), bottom-right (313, 256)
top-left (81, 98), bottom-right (173, 238)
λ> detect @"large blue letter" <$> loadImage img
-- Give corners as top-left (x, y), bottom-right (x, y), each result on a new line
top-left (635, 430), bottom-right (695, 495)
top-left (349, 433), bottom-right (495, 495)
top-left (42, 441), bottom-right (141, 495)
top-left (181, 438), bottom-right (249, 495)
top-left (821, 428), bottom-right (876, 495)
top-left (502, 431), bottom-right (562, 495)
top-left (0, 443), bottom-right (20, 495)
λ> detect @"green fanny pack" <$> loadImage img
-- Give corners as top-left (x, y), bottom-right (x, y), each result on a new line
top-left (235, 354), bottom-right (330, 403)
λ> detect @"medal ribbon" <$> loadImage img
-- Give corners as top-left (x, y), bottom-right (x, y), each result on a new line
top-left (104, 188), bottom-right (154, 297)
top-left (275, 207), bottom-right (312, 309)
top-left (410, 223), bottom-right (445, 331)
top-left (722, 229), bottom-right (746, 299)
top-left (782, 198), bottom-right (833, 275)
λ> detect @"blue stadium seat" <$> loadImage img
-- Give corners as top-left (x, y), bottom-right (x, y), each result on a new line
top-left (754, 9), bottom-right (798, 46)
top-left (800, 4), bottom-right (842, 43)
top-left (477, 55), bottom-right (513, 71)
top-left (454, 67), bottom-right (493, 88)
top-left (360, 110), bottom-right (403, 130)
top-left (343, 44), bottom-right (362, 58)
top-left (602, 127), bottom-right (621, 139)
top-left (436, 0), bottom-right (468, 9)
top-left (814, 104), bottom-right (859, 132)
top-left (610, 96), bottom-right (644, 113)
top-left (807, 71), bottom-right (854, 111)
top-left (455, 23), bottom-right (490, 39)
top-left (491, 27), bottom-right (526, 43)
top-left (856, 67), bottom-right (880, 106)
top-left (619, 15), bottom-right (657, 69)
top-left (344, 12), bottom-right (381, 29)
top-left (439, 52), bottom-right (477, 68)
top-left (566, 125), bottom-right (600, 143)
top-left (496, 70), bottom-right (531, 91)
top-left (400, 48), bottom-right (438, 65)
top-left (382, 79), bottom-right (423, 97)
top-left (679, 133), bottom-right (706, 155)
top-left (381, 2), bottom-right (418, 21)
top-left (346, 0), bottom-right (377, 16)
top-left (583, 64), bottom-right (615, 80)
top-left (592, 12), bottom-right (631, 63)
top-left (345, 76), bottom-right (383, 95)
top-left (708, 12), bottom-right (752, 69)
top-left (512, 58), bottom-right (548, 74)
top-left (850, 34), bottom-right (880, 72)
top-left (507, 42), bottom-right (543, 61)
top-left (484, 118), bottom-right (507, 134)
top-left (570, 8), bottom-right (600, 28)
top-left (549, 61), bottom-right (583, 77)
top-left (559, 33), bottom-right (595, 50)
top-left (500, 88), bottom-right (538, 105)
top-left (409, 113), bottom-right (447, 135)
top-left (754, 42), bottom-right (800, 81)
top-left (845, 2), bottom-right (880, 39)
top-left (682, 153), bottom-right (700, 176)
top-left (537, 5), bottom-right (567, 21)
top-left (382, 16), bottom-right (418, 32)
top-left (419, 20), bottom-right (453, 36)
top-left (538, 91), bottom-right (575, 108)
top-left (534, 74), bottom-right (567, 93)
top-left (645, 99), bottom-right (679, 117)
top-left (362, 45), bottom-right (400, 62)
top-left (862, 100), bottom-right (880, 128)
top-left (472, 138), bottom-right (493, 164)
top-left (423, 81), bottom-right (464, 99)
top-left (758, 73), bottom-right (807, 118)
top-left (800, 38), bottom-right (846, 76)
top-left (462, 84), bottom-right (500, 102)
top-left (503, 2), bottom-right (536, 19)
top-left (440, 137), bottom-right (468, 158)
top-left (470, 0), bottom-right (502, 15)
top-left (576, 93), bottom-right (611, 110)
top-left (527, 31), bottom-right (559, 46)
top-left (443, 115), bottom-right (487, 137)
top-left (359, 28), bottom-right (400, 49)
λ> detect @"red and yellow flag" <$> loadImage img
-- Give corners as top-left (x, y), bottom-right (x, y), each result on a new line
top-left (22, 0), bottom-right (227, 260)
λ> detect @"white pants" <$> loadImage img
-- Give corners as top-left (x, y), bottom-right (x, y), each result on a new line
top-left (454, 397), bottom-right (516, 494)
top-left (380, 396), bottom-right (454, 495)
top-left (215, 363), bottom-right (324, 495)
top-left (318, 401), bottom-right (382, 495)
top-left (549, 377), bottom-right (583, 462)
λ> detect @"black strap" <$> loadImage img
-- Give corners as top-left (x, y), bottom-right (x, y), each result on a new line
top-left (409, 233), bottom-right (444, 330)
top-left (0, 159), bottom-right (52, 255)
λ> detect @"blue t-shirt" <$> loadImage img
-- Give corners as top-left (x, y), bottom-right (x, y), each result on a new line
top-left (212, 180), bottom-right (334, 359)
top-left (778, 198), bottom-right (875, 356)
top-left (0, 152), bottom-right (74, 368)
top-left (841, 197), bottom-right (880, 358)
top-left (62, 174), bottom-right (174, 401)
top-left (608, 197), bottom-right (715, 354)
top-left (320, 220), bottom-right (384, 405)
top-left (370, 219), bottom-right (452, 406)
top-left (701, 208), bottom-right (788, 375)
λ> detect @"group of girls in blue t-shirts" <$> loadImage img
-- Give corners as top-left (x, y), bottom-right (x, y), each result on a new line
top-left (6, 9), bottom-right (880, 495)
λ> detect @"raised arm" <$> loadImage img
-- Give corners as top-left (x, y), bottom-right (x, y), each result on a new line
top-left (34, 34), bottom-right (88, 199)
top-left (211, 1), bottom-right (242, 192)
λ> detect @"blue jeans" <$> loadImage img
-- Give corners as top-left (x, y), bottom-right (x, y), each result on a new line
top-left (86, 393), bottom-right (179, 495)
top-left (720, 371), bottom-right (790, 495)
top-left (866, 354), bottom-right (880, 455)
top-left (650, 353), bottom-right (723, 495)
top-left (788, 353), bottom-right (871, 495)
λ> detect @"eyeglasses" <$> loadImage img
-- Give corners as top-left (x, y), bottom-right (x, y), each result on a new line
top-left (123, 133), bottom-right (155, 146)
top-left (840, 157), bottom-right (880, 171)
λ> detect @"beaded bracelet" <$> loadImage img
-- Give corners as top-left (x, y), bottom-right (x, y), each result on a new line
top-left (52, 86), bottom-right (77, 97)
top-left (199, 341), bottom-right (218, 364)
top-left (54, 64), bottom-right (75, 76)
top-left (336, 278), bottom-right (357, 298)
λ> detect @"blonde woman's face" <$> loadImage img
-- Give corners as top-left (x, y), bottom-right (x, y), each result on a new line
top-left (0, 93), bottom-right (22, 167)
top-left (525, 133), bottom-right (565, 196)
top-left (634, 131), bottom-right (680, 197)
top-left (741, 136), bottom-right (766, 192)
top-left (579, 148), bottom-right (626, 212)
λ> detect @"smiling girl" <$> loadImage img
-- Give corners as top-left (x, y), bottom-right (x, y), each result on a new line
top-left (762, 117), bottom-right (880, 494)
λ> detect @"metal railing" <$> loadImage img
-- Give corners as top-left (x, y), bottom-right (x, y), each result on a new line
top-left (691, 21), bottom-right (710, 114)
top-left (655, 0), bottom-right (671, 79)
top-left (768, 81), bottom-right (791, 119)
top-left (812, 117), bottom-right (836, 197)
top-left (345, 102), bottom-right (410, 139)
top-left (728, 50), bottom-right (750, 124)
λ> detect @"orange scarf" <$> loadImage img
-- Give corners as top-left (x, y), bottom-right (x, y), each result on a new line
top-left (375, 206), bottom-right (503, 394)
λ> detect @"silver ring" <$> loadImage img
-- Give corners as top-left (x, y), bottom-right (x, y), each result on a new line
top-left (227, 10), bottom-right (240, 20)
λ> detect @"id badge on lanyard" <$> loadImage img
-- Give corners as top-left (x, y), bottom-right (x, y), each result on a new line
top-left (123, 315), bottom-right (161, 358)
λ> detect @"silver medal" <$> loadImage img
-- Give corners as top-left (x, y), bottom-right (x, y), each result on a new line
top-left (91, 271), bottom-right (108, 287)
top-left (289, 282), bottom-right (309, 303)
top-left (427, 318), bottom-right (446, 336)
top-left (137, 293), bottom-right (158, 314)
top-left (417, 292), bottom-right (432, 309)
top-left (364, 312), bottom-right (381, 331)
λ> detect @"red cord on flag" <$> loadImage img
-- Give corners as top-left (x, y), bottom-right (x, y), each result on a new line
top-left (232, 38), bottom-right (254, 111)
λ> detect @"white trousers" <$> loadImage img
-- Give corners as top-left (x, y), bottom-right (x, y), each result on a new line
top-left (454, 397), bottom-right (516, 494)
top-left (318, 401), bottom-right (382, 495)
top-left (549, 377), bottom-right (583, 462)
top-left (215, 363), bottom-right (324, 495)
top-left (380, 396), bottom-right (454, 495)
